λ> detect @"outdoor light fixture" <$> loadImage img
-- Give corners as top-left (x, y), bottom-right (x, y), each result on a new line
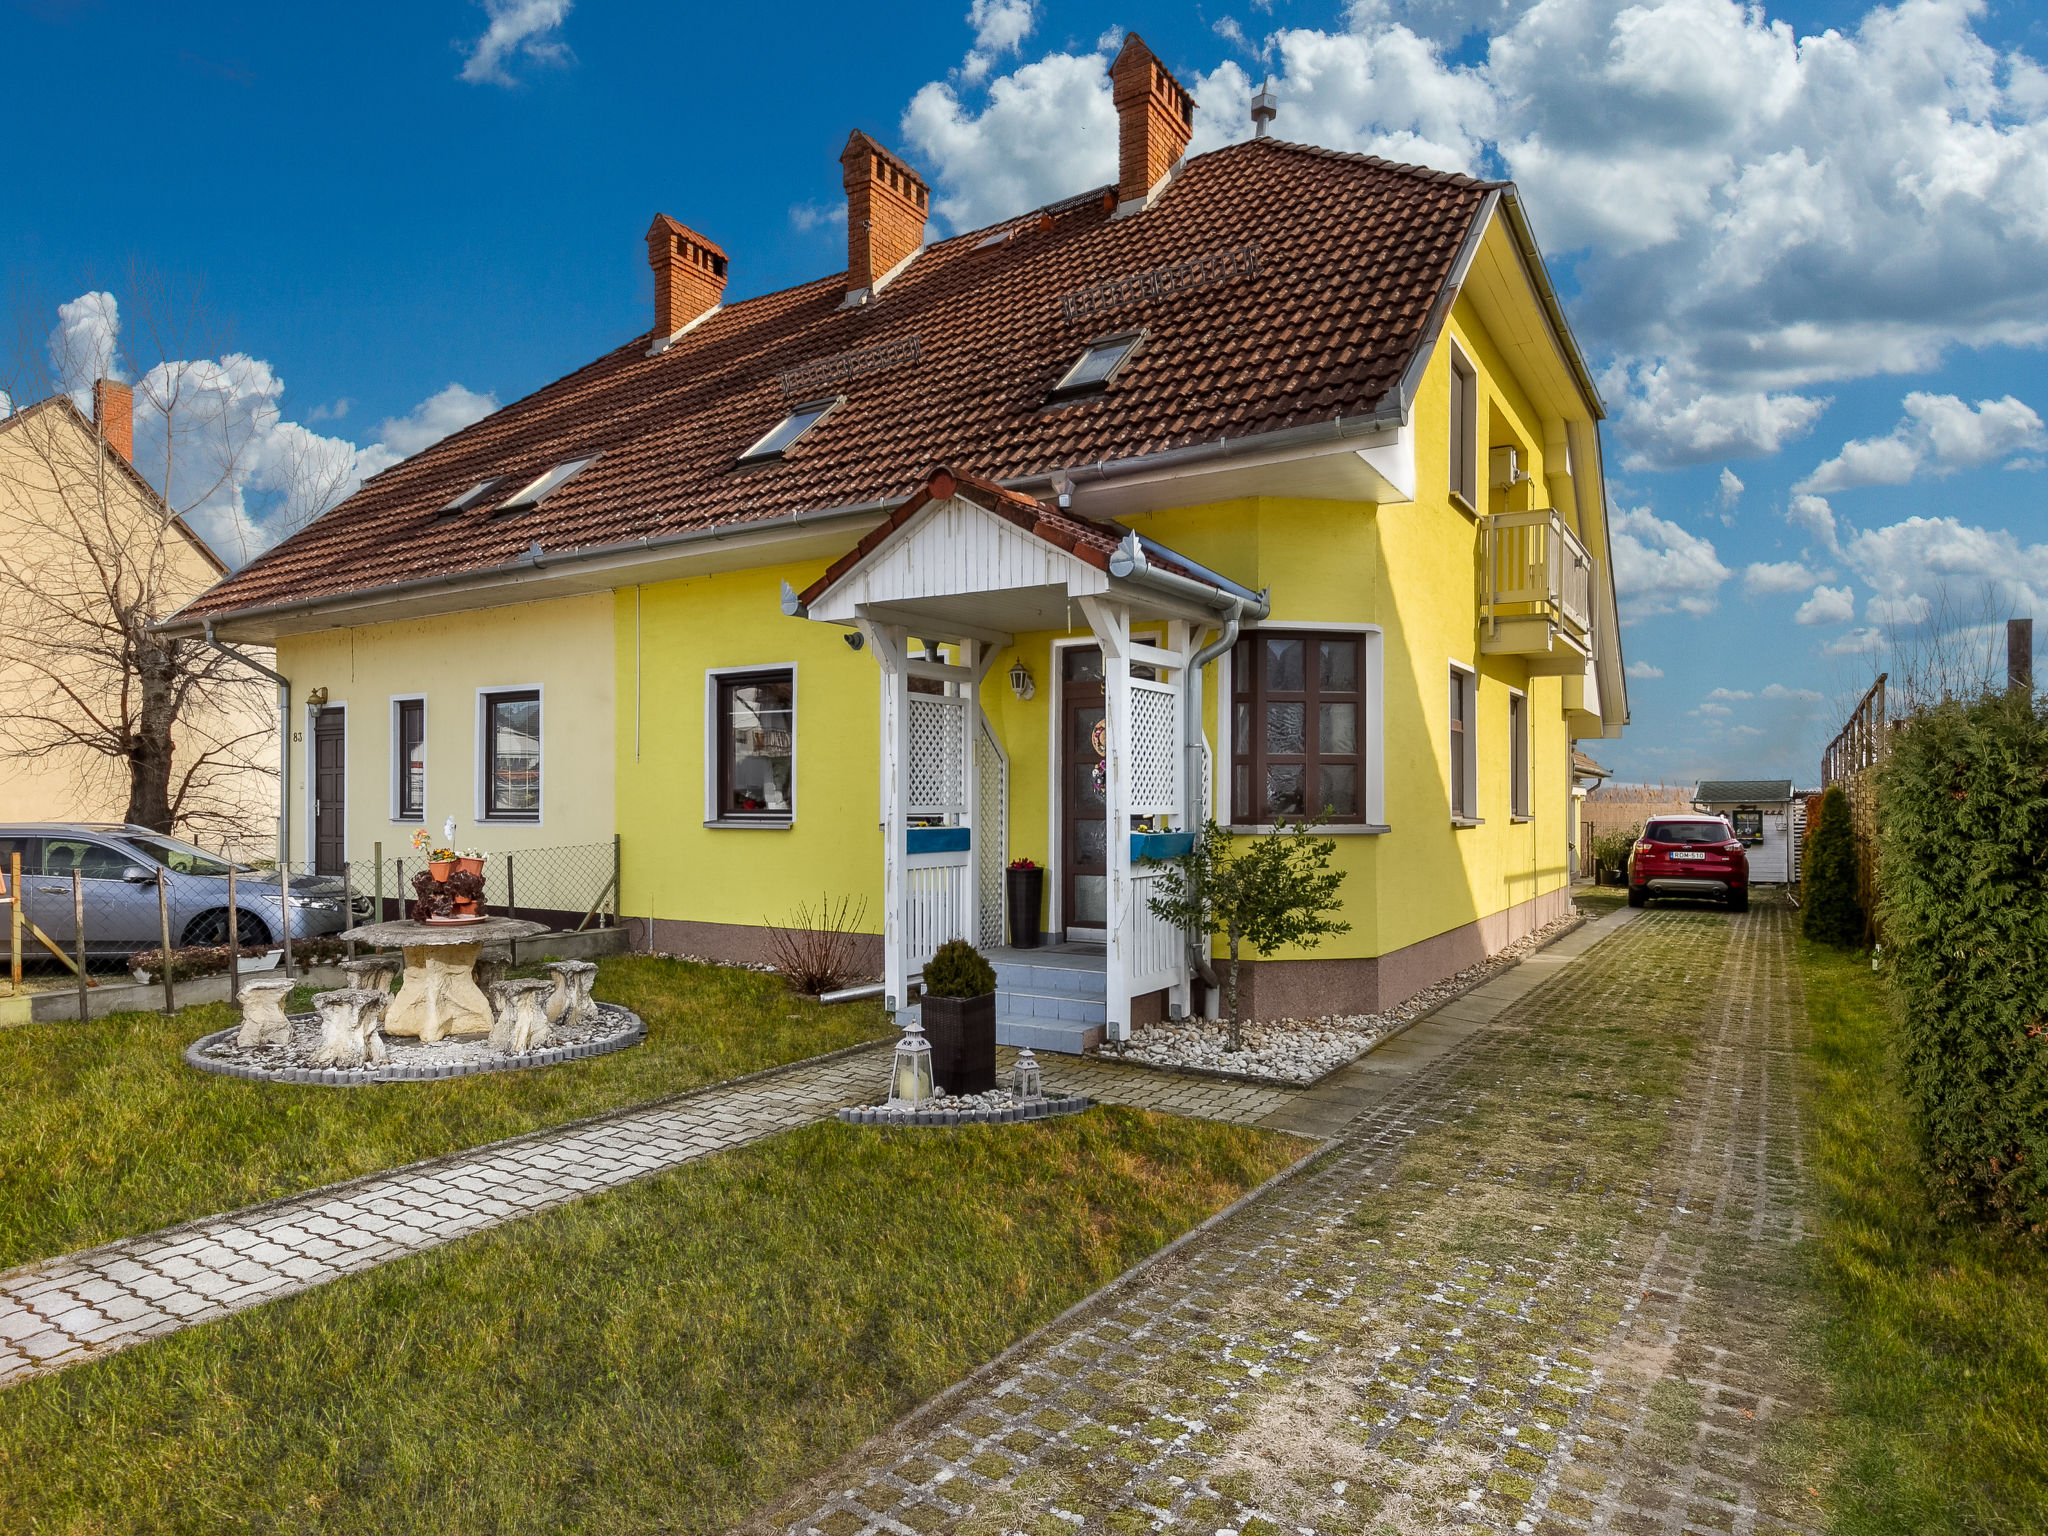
top-left (1012, 1046), bottom-right (1043, 1102)
top-left (305, 687), bottom-right (329, 708)
top-left (844, 631), bottom-right (865, 652)
top-left (1009, 659), bottom-right (1036, 701)
top-left (888, 1016), bottom-right (936, 1107)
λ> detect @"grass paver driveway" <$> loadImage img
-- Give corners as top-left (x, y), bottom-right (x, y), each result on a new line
top-left (761, 903), bottom-right (1835, 1536)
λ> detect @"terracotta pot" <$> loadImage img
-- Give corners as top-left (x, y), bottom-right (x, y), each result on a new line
top-left (428, 859), bottom-right (454, 882)
top-left (457, 856), bottom-right (484, 877)
top-left (454, 897), bottom-right (479, 915)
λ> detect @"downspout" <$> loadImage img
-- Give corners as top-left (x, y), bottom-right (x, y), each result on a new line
top-left (204, 621), bottom-right (294, 975)
top-left (1107, 534), bottom-right (1272, 1013)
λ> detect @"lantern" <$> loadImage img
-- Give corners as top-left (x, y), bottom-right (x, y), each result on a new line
top-left (888, 1016), bottom-right (936, 1108)
top-left (1012, 1046), bottom-right (1043, 1102)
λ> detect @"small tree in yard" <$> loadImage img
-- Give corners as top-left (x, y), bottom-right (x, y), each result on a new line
top-left (1802, 784), bottom-right (1864, 948)
top-left (1147, 819), bottom-right (1350, 1051)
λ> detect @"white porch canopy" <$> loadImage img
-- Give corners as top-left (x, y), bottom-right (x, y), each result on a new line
top-left (786, 468), bottom-right (1266, 1038)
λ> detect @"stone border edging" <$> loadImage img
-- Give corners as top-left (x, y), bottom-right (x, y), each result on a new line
top-left (835, 1095), bottom-right (1092, 1126)
top-left (1089, 908), bottom-right (1593, 1092)
top-left (182, 1005), bottom-right (648, 1086)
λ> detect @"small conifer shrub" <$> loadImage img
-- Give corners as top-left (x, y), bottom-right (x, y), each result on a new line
top-left (1802, 784), bottom-right (1863, 948)
top-left (921, 939), bottom-right (996, 999)
top-left (1878, 690), bottom-right (2048, 1238)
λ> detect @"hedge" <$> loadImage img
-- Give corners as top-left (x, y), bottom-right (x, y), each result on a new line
top-left (1876, 690), bottom-right (2048, 1239)
top-left (1802, 784), bottom-right (1864, 948)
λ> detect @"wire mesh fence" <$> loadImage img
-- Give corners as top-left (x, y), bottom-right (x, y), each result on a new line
top-left (0, 831), bottom-right (621, 1016)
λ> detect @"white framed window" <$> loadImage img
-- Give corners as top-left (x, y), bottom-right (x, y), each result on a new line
top-left (391, 695), bottom-right (426, 822)
top-left (1508, 688), bottom-right (1530, 820)
top-left (477, 686), bottom-right (542, 822)
top-left (705, 665), bottom-right (797, 826)
top-left (1449, 663), bottom-right (1480, 825)
top-left (1448, 340), bottom-right (1479, 511)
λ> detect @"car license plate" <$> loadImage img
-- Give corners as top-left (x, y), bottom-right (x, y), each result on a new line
top-left (1671, 850), bottom-right (1707, 860)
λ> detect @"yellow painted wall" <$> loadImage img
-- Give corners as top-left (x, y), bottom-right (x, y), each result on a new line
top-left (279, 592), bottom-right (615, 881)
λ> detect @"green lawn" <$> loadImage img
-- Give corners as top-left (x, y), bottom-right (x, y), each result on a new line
top-left (0, 1107), bottom-right (1310, 1535)
top-left (1570, 884), bottom-right (1628, 916)
top-left (1801, 941), bottom-right (2048, 1534)
top-left (0, 954), bottom-right (892, 1271)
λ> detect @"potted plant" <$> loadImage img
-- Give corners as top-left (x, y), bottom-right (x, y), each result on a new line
top-left (918, 938), bottom-right (997, 1093)
top-left (458, 848), bottom-right (487, 879)
top-left (412, 827), bottom-right (456, 882)
top-left (1005, 858), bottom-right (1044, 949)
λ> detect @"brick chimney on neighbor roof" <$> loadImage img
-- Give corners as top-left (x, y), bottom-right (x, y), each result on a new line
top-left (92, 378), bottom-right (133, 464)
top-left (841, 131), bottom-right (929, 299)
top-left (1111, 33), bottom-right (1196, 211)
top-left (646, 214), bottom-right (729, 338)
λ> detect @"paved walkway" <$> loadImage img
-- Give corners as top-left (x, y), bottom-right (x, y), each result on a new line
top-left (757, 902), bottom-right (1828, 1536)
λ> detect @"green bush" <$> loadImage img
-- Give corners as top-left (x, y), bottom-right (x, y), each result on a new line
top-left (1802, 784), bottom-right (1864, 948)
top-left (921, 939), bottom-right (996, 999)
top-left (1877, 691), bottom-right (2048, 1239)
top-left (1592, 823), bottom-right (1641, 882)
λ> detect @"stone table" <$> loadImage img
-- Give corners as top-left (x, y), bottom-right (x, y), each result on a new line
top-left (338, 917), bottom-right (549, 1042)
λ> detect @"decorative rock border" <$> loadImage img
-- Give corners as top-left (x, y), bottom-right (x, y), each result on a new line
top-left (836, 1095), bottom-right (1091, 1126)
top-left (183, 1002), bottom-right (646, 1086)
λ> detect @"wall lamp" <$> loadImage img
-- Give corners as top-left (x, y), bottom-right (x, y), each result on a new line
top-left (1008, 659), bottom-right (1036, 701)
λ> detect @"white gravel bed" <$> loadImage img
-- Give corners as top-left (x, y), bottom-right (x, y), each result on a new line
top-left (1114, 907), bottom-right (1585, 1085)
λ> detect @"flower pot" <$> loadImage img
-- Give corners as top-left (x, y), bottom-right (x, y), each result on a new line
top-left (457, 856), bottom-right (484, 878)
top-left (1006, 867), bottom-right (1044, 949)
top-left (428, 859), bottom-right (454, 882)
top-left (454, 897), bottom-right (479, 916)
top-left (919, 992), bottom-right (997, 1094)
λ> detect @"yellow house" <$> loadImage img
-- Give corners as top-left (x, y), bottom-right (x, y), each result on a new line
top-left (169, 35), bottom-right (1626, 1047)
top-left (0, 382), bottom-right (276, 846)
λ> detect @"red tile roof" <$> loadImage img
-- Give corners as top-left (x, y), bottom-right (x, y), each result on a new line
top-left (182, 138), bottom-right (1496, 621)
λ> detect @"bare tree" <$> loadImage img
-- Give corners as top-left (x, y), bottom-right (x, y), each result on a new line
top-left (0, 266), bottom-right (349, 841)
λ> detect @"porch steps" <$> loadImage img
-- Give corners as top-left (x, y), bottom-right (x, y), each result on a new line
top-left (902, 944), bottom-right (1108, 1057)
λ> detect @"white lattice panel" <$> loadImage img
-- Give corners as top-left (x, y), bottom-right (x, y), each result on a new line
top-left (907, 695), bottom-right (966, 817)
top-left (1128, 682), bottom-right (1180, 817)
top-left (976, 717), bottom-right (1008, 950)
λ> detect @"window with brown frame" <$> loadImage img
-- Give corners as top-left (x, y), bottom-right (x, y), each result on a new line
top-left (716, 670), bottom-right (794, 821)
top-left (482, 689), bottom-right (540, 821)
top-left (1449, 666), bottom-right (1477, 822)
top-left (1231, 633), bottom-right (1366, 824)
top-left (1509, 690), bottom-right (1530, 819)
top-left (395, 698), bottom-right (426, 821)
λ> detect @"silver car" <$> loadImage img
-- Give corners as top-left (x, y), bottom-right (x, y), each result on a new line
top-left (0, 823), bottom-right (351, 958)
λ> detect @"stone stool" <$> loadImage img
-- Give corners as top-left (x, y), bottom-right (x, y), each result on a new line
top-left (487, 978), bottom-right (553, 1054)
top-left (474, 953), bottom-right (509, 992)
top-left (235, 976), bottom-right (296, 1049)
top-left (340, 956), bottom-right (400, 995)
top-left (308, 988), bottom-right (391, 1069)
top-left (544, 960), bottom-right (599, 1029)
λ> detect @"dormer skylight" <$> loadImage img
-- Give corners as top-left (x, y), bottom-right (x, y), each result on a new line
top-left (497, 456), bottom-right (598, 512)
top-left (974, 226), bottom-right (1016, 250)
top-left (739, 397), bottom-right (842, 463)
top-left (441, 478), bottom-right (504, 514)
top-left (1051, 331), bottom-right (1145, 397)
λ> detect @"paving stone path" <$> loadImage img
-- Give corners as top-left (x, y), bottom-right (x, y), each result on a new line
top-left (757, 902), bottom-right (1827, 1536)
top-left (0, 1011), bottom-right (1325, 1390)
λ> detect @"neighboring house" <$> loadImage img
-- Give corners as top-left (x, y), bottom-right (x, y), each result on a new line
top-left (166, 36), bottom-right (1627, 1045)
top-left (0, 383), bottom-right (276, 847)
top-left (1693, 779), bottom-right (1798, 883)
top-left (1570, 747), bottom-right (1611, 878)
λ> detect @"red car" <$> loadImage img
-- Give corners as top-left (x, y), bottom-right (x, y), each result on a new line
top-left (1628, 814), bottom-right (1749, 911)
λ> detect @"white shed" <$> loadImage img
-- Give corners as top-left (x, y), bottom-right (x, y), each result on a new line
top-left (1694, 779), bottom-right (1797, 883)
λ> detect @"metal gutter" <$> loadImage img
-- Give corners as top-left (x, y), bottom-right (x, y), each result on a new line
top-left (1108, 533), bottom-right (1270, 619)
top-left (1497, 189), bottom-right (1607, 420)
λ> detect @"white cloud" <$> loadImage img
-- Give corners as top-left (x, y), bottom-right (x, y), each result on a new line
top-left (1787, 492), bottom-right (1841, 556)
top-left (1866, 591), bottom-right (1932, 625)
top-left (1609, 504), bottom-right (1731, 617)
top-left (1626, 660), bottom-right (1664, 679)
top-left (1841, 513), bottom-right (2048, 622)
top-left (460, 0), bottom-right (573, 87)
top-left (789, 202), bottom-right (847, 233)
top-left (960, 0), bottom-right (1039, 84)
top-left (1744, 560), bottom-right (1814, 595)
top-left (350, 384), bottom-right (499, 482)
top-left (1760, 682), bottom-right (1823, 701)
top-left (1717, 467), bottom-right (1743, 507)
top-left (1794, 584), bottom-right (1856, 625)
top-left (1705, 687), bottom-right (1752, 701)
top-left (903, 0), bottom-right (2048, 467)
top-left (1826, 626), bottom-right (1888, 654)
top-left (49, 291), bottom-right (123, 407)
top-left (1797, 391), bottom-right (2048, 492)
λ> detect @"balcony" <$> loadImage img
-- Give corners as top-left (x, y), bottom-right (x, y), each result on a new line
top-left (1480, 508), bottom-right (1594, 674)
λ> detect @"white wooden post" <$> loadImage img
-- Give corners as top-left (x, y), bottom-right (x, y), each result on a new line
top-left (959, 639), bottom-right (981, 945)
top-left (1081, 596), bottom-right (1133, 1042)
top-left (861, 620), bottom-right (912, 1013)
top-left (1164, 619), bottom-right (1195, 1020)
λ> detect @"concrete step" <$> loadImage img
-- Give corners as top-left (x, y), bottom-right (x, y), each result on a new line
top-left (996, 1015), bottom-right (1103, 1055)
top-left (989, 958), bottom-right (1107, 999)
top-left (997, 987), bottom-right (1108, 1024)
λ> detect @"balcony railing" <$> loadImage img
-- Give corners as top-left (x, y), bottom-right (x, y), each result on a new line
top-left (1481, 508), bottom-right (1593, 638)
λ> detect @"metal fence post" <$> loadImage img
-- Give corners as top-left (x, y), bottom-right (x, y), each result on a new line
top-left (8, 851), bottom-right (19, 995)
top-left (506, 852), bottom-right (517, 924)
top-left (280, 861), bottom-right (293, 981)
top-left (396, 859), bottom-right (405, 920)
top-left (227, 864), bottom-right (240, 1004)
top-left (374, 841), bottom-right (384, 923)
top-left (73, 870), bottom-right (87, 1023)
top-left (343, 860), bottom-right (356, 960)
top-left (613, 833), bottom-right (622, 929)
top-left (157, 873), bottom-right (176, 1016)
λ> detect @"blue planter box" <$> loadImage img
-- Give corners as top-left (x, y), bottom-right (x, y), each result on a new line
top-left (906, 826), bottom-right (972, 855)
top-left (1131, 831), bottom-right (1196, 862)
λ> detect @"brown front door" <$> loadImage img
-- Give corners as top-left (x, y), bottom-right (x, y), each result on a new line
top-left (313, 707), bottom-right (346, 875)
top-left (1060, 647), bottom-right (1107, 936)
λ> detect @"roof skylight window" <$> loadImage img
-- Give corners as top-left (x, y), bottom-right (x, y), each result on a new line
top-left (440, 478), bottom-right (504, 514)
top-left (1051, 331), bottom-right (1144, 397)
top-left (497, 456), bottom-right (598, 512)
top-left (739, 396), bottom-right (842, 463)
top-left (974, 226), bottom-right (1016, 250)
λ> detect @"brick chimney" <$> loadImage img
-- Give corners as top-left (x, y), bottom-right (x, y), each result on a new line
top-left (646, 214), bottom-right (728, 339)
top-left (840, 131), bottom-right (929, 300)
top-left (1110, 34), bottom-right (1195, 212)
top-left (92, 378), bottom-right (133, 463)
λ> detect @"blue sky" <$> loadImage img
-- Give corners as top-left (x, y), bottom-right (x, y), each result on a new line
top-left (5, 0), bottom-right (2046, 786)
